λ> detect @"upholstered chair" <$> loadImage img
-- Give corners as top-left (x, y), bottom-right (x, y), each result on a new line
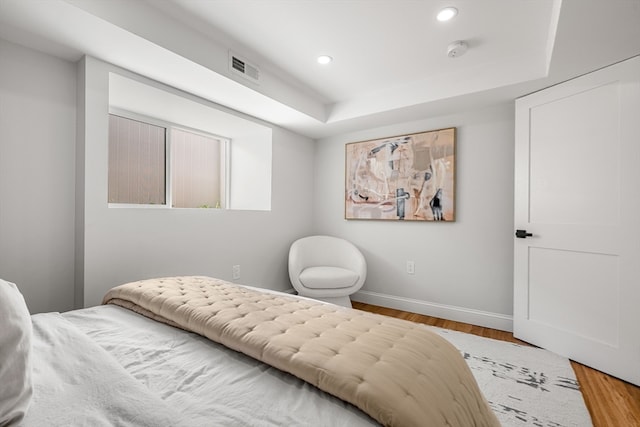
top-left (288, 235), bottom-right (367, 308)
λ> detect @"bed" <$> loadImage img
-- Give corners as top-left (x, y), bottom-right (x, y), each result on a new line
top-left (1, 276), bottom-right (500, 427)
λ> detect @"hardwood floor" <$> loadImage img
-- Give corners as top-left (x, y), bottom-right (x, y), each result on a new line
top-left (352, 302), bottom-right (640, 427)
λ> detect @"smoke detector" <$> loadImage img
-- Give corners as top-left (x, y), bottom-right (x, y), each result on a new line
top-left (447, 40), bottom-right (468, 58)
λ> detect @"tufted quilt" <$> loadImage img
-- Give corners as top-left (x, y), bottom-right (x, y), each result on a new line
top-left (102, 276), bottom-right (500, 427)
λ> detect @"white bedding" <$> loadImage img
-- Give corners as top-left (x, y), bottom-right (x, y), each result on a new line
top-left (23, 312), bottom-right (182, 427)
top-left (27, 304), bottom-right (377, 426)
top-left (101, 276), bottom-right (498, 427)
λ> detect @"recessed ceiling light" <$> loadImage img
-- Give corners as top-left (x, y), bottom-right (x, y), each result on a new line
top-left (437, 7), bottom-right (458, 22)
top-left (317, 55), bottom-right (333, 65)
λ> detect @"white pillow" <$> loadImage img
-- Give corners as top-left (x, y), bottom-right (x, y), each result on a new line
top-left (0, 279), bottom-right (33, 427)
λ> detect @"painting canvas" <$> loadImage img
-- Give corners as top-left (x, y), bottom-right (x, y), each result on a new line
top-left (345, 128), bottom-right (455, 221)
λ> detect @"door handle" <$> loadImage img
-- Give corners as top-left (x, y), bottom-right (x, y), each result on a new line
top-left (515, 229), bottom-right (533, 238)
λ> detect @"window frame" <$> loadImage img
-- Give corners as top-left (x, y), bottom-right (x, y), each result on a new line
top-left (108, 107), bottom-right (230, 209)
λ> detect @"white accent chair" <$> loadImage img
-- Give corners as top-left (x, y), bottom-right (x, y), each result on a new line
top-left (288, 235), bottom-right (367, 308)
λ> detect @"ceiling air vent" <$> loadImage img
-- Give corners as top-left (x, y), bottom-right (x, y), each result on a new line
top-left (229, 51), bottom-right (260, 84)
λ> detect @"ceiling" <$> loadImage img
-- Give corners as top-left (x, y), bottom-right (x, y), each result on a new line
top-left (1, 0), bottom-right (639, 139)
top-left (151, 0), bottom-right (555, 104)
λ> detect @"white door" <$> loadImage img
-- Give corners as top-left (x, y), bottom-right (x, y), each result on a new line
top-left (514, 56), bottom-right (640, 386)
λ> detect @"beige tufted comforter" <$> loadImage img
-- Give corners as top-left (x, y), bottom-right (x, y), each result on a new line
top-left (102, 276), bottom-right (500, 427)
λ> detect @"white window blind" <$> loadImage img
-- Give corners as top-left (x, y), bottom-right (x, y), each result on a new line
top-left (108, 114), bottom-right (166, 205)
top-left (170, 128), bottom-right (223, 208)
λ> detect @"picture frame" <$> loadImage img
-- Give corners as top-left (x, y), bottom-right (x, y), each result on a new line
top-left (345, 127), bottom-right (456, 221)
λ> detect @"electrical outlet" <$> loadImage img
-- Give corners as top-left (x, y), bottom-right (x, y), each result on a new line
top-left (406, 260), bottom-right (415, 275)
top-left (232, 265), bottom-right (241, 280)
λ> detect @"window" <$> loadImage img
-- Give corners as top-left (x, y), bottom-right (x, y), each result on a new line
top-left (108, 113), bottom-right (227, 208)
top-left (170, 127), bottom-right (224, 208)
top-left (108, 114), bottom-right (166, 205)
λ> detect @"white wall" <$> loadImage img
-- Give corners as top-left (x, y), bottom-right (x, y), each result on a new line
top-left (0, 39), bottom-right (515, 328)
top-left (314, 104), bottom-right (515, 330)
top-left (78, 57), bottom-right (315, 307)
top-left (0, 39), bottom-right (76, 313)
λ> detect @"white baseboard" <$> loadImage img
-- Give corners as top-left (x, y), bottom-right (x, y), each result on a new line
top-left (352, 290), bottom-right (513, 332)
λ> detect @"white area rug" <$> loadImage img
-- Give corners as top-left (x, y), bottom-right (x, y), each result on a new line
top-left (431, 327), bottom-right (593, 427)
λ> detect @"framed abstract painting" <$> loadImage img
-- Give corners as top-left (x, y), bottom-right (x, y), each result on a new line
top-left (345, 127), bottom-right (456, 221)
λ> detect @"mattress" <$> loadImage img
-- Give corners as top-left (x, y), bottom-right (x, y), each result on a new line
top-left (22, 279), bottom-right (499, 426)
top-left (102, 276), bottom-right (499, 427)
top-left (25, 304), bottom-right (378, 426)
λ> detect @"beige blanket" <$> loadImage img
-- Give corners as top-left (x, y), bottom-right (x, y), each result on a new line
top-left (103, 276), bottom-right (500, 427)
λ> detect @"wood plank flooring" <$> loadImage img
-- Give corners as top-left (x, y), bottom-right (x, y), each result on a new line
top-left (352, 301), bottom-right (640, 427)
